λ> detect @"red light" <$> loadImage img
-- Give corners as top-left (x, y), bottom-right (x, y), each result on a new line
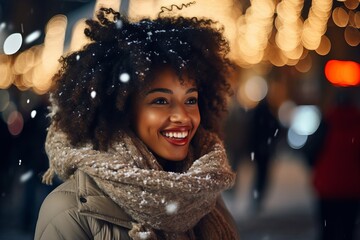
top-left (324, 60), bottom-right (360, 87)
top-left (7, 111), bottom-right (24, 136)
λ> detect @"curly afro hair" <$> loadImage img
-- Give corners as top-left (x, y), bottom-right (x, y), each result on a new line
top-left (51, 8), bottom-right (235, 151)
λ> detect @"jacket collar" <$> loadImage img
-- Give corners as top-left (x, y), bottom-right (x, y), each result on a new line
top-left (75, 170), bottom-right (133, 229)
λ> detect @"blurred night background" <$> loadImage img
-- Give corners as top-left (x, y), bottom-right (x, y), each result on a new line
top-left (0, 0), bottom-right (359, 239)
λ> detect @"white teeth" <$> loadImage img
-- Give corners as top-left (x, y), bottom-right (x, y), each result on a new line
top-left (163, 131), bottom-right (188, 139)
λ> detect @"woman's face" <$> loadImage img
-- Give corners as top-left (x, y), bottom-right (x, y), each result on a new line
top-left (132, 68), bottom-right (200, 161)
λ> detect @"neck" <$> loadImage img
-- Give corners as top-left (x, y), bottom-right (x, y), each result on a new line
top-left (156, 156), bottom-right (186, 173)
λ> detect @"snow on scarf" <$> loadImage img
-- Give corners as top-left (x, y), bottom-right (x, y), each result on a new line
top-left (43, 124), bottom-right (237, 239)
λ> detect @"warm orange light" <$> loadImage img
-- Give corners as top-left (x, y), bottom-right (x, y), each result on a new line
top-left (325, 60), bottom-right (360, 87)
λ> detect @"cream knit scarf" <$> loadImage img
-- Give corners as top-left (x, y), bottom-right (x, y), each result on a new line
top-left (43, 124), bottom-right (237, 240)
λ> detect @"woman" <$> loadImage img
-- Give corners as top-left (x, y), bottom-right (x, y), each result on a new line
top-left (35, 8), bottom-right (239, 240)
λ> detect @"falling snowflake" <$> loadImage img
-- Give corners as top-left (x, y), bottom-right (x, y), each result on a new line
top-left (20, 170), bottom-right (34, 183)
top-left (138, 231), bottom-right (151, 239)
top-left (165, 202), bottom-right (179, 214)
top-left (76, 55), bottom-right (80, 61)
top-left (119, 73), bottom-right (130, 83)
top-left (251, 152), bottom-right (255, 161)
top-left (18, 159), bottom-right (22, 166)
top-left (274, 128), bottom-right (279, 137)
top-left (26, 99), bottom-right (30, 104)
top-left (91, 91), bottom-right (96, 99)
top-left (25, 30), bottom-right (41, 44)
top-left (31, 110), bottom-right (37, 118)
top-left (115, 20), bottom-right (123, 29)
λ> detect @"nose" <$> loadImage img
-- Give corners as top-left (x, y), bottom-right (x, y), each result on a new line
top-left (169, 104), bottom-right (190, 124)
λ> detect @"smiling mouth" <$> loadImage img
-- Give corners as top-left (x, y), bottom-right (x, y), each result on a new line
top-left (161, 131), bottom-right (189, 139)
top-left (160, 130), bottom-right (190, 146)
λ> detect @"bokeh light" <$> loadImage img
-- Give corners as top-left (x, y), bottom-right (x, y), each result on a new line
top-left (69, 19), bottom-right (90, 52)
top-left (290, 105), bottom-right (321, 136)
top-left (0, 89), bottom-right (10, 111)
top-left (344, 0), bottom-right (359, 10)
top-left (0, 22), bottom-right (6, 30)
top-left (1, 101), bottom-right (17, 123)
top-left (244, 76), bottom-right (268, 102)
top-left (7, 110), bottom-right (24, 136)
top-left (325, 60), bottom-right (360, 86)
top-left (344, 26), bottom-right (360, 46)
top-left (287, 128), bottom-right (308, 149)
top-left (3, 33), bottom-right (23, 55)
top-left (332, 7), bottom-right (349, 27)
top-left (354, 11), bottom-right (360, 28)
top-left (278, 100), bottom-right (296, 127)
top-left (315, 35), bottom-right (331, 56)
top-left (295, 53), bottom-right (312, 73)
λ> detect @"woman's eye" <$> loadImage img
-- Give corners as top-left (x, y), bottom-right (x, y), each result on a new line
top-left (186, 97), bottom-right (198, 105)
top-left (151, 98), bottom-right (168, 105)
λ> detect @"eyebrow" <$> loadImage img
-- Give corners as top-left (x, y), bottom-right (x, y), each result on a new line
top-left (145, 87), bottom-right (198, 95)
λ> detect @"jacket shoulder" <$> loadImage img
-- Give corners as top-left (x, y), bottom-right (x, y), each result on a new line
top-left (35, 174), bottom-right (132, 240)
top-left (35, 178), bottom-right (92, 240)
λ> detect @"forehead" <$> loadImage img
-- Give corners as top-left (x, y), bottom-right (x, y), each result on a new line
top-left (145, 68), bottom-right (197, 90)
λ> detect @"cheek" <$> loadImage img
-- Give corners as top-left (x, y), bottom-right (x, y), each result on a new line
top-left (192, 110), bottom-right (201, 130)
top-left (136, 109), bottom-right (163, 134)
top-left (146, 112), bottom-right (160, 122)
top-left (197, 114), bottom-right (201, 127)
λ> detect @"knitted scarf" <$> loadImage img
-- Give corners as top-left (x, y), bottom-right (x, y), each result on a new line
top-left (43, 124), bottom-right (237, 240)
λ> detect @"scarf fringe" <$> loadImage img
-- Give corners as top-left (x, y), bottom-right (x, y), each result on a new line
top-left (129, 223), bottom-right (157, 240)
top-left (42, 167), bottom-right (55, 185)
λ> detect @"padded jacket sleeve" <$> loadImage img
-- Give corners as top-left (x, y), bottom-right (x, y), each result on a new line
top-left (34, 182), bottom-right (91, 240)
